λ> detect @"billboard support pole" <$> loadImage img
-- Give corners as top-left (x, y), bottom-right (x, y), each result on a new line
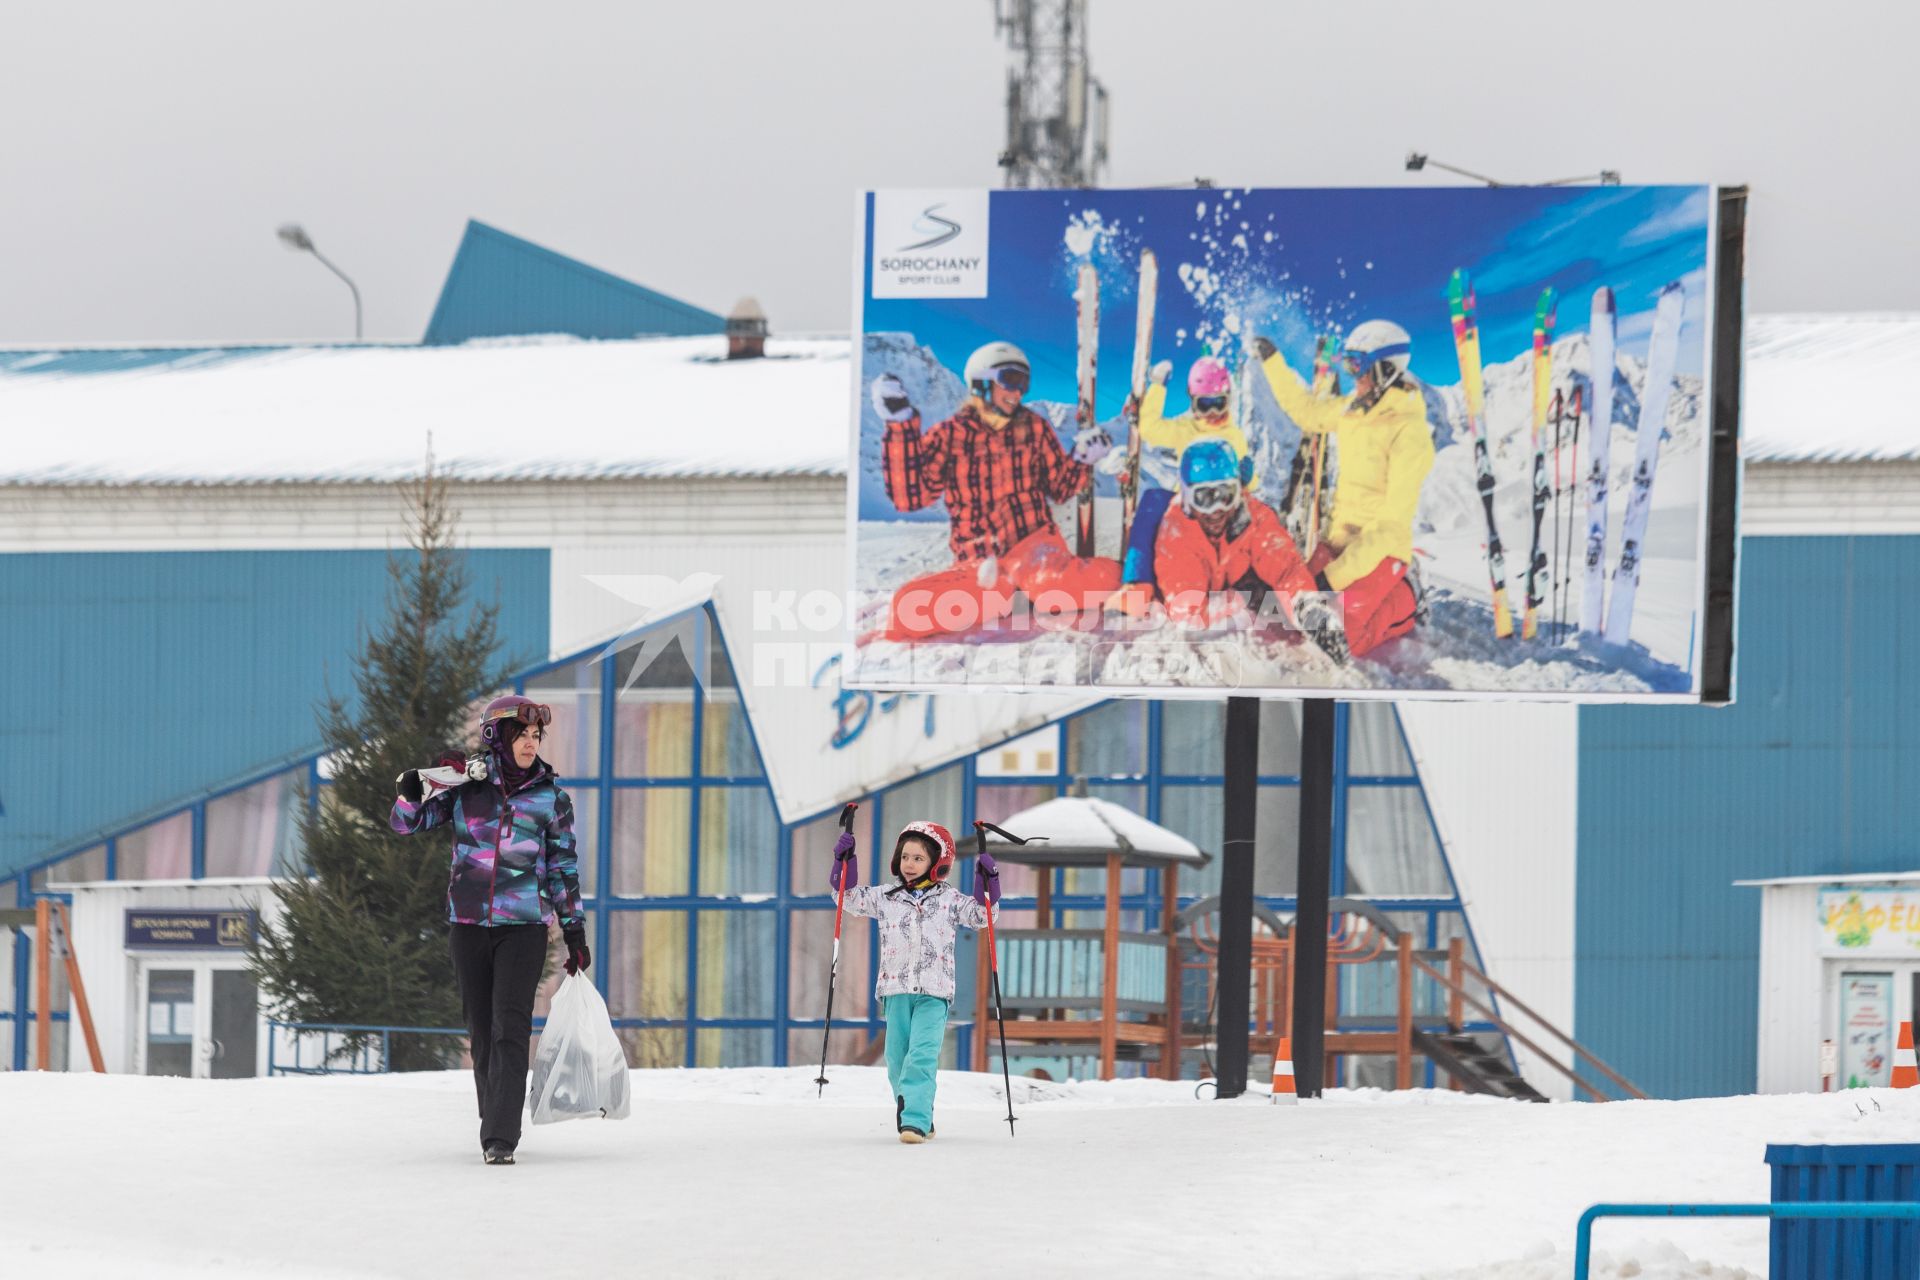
top-left (1293, 698), bottom-right (1337, 1098)
top-left (1213, 695), bottom-right (1259, 1097)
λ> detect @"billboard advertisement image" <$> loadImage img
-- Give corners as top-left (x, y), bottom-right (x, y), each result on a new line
top-left (848, 185), bottom-right (1737, 702)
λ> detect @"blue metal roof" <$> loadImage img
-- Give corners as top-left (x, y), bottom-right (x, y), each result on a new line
top-left (422, 220), bottom-right (725, 346)
top-left (0, 347), bottom-right (287, 377)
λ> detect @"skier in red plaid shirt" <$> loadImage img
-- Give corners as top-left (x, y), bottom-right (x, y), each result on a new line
top-left (875, 343), bottom-right (1121, 640)
top-left (872, 341), bottom-right (1121, 641)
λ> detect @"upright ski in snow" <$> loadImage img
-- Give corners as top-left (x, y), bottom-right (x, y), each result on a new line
top-left (1122, 250), bottom-right (1157, 544)
top-left (1603, 282), bottom-right (1685, 648)
top-left (1580, 287), bottom-right (1617, 636)
top-left (1448, 269), bottom-right (1515, 639)
top-left (1074, 263), bottom-right (1100, 558)
top-left (1522, 287), bottom-right (1557, 640)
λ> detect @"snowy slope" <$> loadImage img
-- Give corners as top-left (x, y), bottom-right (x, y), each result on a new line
top-left (7, 1067), bottom-right (1919, 1278)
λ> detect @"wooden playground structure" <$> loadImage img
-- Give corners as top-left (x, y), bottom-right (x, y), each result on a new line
top-left (1, 898), bottom-right (105, 1071)
top-left (964, 794), bottom-right (1643, 1100)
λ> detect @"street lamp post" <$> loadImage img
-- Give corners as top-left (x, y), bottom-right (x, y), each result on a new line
top-left (276, 223), bottom-right (363, 340)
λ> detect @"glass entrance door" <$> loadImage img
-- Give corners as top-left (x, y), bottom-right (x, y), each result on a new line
top-left (137, 963), bottom-right (261, 1079)
top-left (208, 969), bottom-right (259, 1079)
top-left (143, 969), bottom-right (196, 1077)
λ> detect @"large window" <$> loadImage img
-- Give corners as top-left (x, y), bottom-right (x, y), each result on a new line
top-left (204, 769), bottom-right (305, 878)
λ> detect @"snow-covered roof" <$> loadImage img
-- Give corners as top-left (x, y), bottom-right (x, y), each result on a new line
top-left (0, 315), bottom-right (1915, 486)
top-left (1743, 314), bottom-right (1920, 463)
top-left (977, 795), bottom-right (1209, 867)
top-left (0, 336), bottom-right (850, 485)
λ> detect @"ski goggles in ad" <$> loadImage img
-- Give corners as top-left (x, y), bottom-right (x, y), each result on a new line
top-left (1341, 342), bottom-right (1409, 376)
top-left (484, 702), bottom-right (552, 728)
top-left (1185, 480), bottom-right (1241, 514)
top-left (985, 364), bottom-right (1030, 394)
top-left (1193, 394), bottom-right (1229, 415)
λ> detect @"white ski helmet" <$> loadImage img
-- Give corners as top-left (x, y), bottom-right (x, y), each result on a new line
top-left (963, 341), bottom-right (1031, 398)
top-left (1341, 320), bottom-right (1412, 387)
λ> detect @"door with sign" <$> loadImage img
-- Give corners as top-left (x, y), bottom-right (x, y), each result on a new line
top-left (135, 961), bottom-right (261, 1079)
top-left (1840, 971), bottom-right (1893, 1089)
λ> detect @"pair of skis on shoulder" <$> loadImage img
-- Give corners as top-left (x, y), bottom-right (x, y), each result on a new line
top-left (1449, 268), bottom-right (1684, 646)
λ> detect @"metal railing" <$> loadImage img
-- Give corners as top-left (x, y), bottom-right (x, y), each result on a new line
top-left (1574, 1202), bottom-right (1920, 1280)
top-left (267, 1021), bottom-right (468, 1076)
top-left (1410, 937), bottom-right (1646, 1101)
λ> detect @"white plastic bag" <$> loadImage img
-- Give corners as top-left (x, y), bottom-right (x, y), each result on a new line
top-left (528, 974), bottom-right (631, 1124)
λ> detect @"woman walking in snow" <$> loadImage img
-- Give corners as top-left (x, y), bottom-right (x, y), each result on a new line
top-left (828, 820), bottom-right (1000, 1142)
top-left (391, 694), bottom-right (589, 1166)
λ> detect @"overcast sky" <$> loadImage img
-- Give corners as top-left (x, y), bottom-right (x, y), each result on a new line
top-left (1, 1), bottom-right (1912, 345)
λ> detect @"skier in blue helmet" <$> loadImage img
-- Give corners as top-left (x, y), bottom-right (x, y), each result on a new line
top-left (1150, 439), bottom-right (1347, 660)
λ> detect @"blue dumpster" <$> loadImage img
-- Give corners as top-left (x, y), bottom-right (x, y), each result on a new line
top-left (1766, 1143), bottom-right (1920, 1279)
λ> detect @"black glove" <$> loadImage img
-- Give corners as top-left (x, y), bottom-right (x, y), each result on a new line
top-left (1252, 336), bottom-right (1277, 362)
top-left (396, 769), bottom-right (424, 803)
top-left (563, 923), bottom-right (591, 976)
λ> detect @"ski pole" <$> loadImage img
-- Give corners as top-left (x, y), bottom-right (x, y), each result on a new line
top-left (814, 802), bottom-right (859, 1097)
top-left (975, 819), bottom-right (1041, 1137)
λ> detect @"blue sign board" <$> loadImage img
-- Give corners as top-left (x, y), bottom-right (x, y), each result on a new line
top-left (124, 909), bottom-right (257, 951)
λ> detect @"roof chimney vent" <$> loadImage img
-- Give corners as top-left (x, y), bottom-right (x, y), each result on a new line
top-left (727, 297), bottom-right (768, 359)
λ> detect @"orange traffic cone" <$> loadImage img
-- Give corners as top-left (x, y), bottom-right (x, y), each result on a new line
top-left (1894, 1022), bottom-right (1918, 1089)
top-left (1271, 1037), bottom-right (1298, 1105)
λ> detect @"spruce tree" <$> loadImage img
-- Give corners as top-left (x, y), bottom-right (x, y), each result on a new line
top-left (249, 465), bottom-right (513, 1070)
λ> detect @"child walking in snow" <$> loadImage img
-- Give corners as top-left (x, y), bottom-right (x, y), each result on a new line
top-left (828, 820), bottom-right (1000, 1143)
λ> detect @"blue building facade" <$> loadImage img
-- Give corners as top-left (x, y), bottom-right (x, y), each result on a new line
top-left (1576, 533), bottom-right (1920, 1097)
top-left (0, 548), bottom-right (549, 882)
top-left (7, 601), bottom-right (1489, 1078)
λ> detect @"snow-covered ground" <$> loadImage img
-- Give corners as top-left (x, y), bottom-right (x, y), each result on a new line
top-left (7, 1067), bottom-right (1916, 1278)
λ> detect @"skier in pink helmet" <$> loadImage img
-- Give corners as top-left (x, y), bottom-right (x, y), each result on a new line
top-left (1107, 353), bottom-right (1262, 618)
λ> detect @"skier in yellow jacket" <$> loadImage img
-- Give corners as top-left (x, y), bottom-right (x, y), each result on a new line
top-left (1255, 320), bottom-right (1434, 656)
top-left (1106, 355), bottom-right (1258, 618)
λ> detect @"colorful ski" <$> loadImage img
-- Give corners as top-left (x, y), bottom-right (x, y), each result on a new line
top-left (1447, 268), bottom-right (1515, 639)
top-left (1603, 282), bottom-right (1685, 647)
top-left (1122, 250), bottom-right (1157, 544)
top-left (1522, 287), bottom-right (1557, 640)
top-left (1075, 262), bottom-right (1100, 557)
top-left (1580, 287), bottom-right (1617, 636)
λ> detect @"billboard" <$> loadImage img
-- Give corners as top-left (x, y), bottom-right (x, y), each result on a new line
top-left (847, 185), bottom-right (1741, 703)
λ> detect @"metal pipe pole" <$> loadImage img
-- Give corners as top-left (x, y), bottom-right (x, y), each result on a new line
top-left (1213, 695), bottom-right (1259, 1097)
top-left (307, 247), bottom-right (363, 341)
top-left (1293, 698), bottom-right (1337, 1097)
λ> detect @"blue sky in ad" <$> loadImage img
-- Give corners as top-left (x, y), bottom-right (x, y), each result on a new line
top-left (862, 185), bottom-right (1711, 416)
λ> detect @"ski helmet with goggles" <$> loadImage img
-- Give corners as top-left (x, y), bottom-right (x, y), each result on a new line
top-left (1180, 439), bottom-right (1244, 516)
top-left (1187, 356), bottom-right (1233, 409)
top-left (891, 821), bottom-right (956, 883)
top-left (963, 341), bottom-right (1031, 400)
top-left (479, 694), bottom-right (552, 746)
top-left (1339, 320), bottom-right (1412, 388)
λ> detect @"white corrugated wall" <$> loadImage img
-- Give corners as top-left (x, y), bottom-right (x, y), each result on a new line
top-left (1398, 702), bottom-right (1581, 1099)
top-left (1754, 882), bottom-right (1826, 1093)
